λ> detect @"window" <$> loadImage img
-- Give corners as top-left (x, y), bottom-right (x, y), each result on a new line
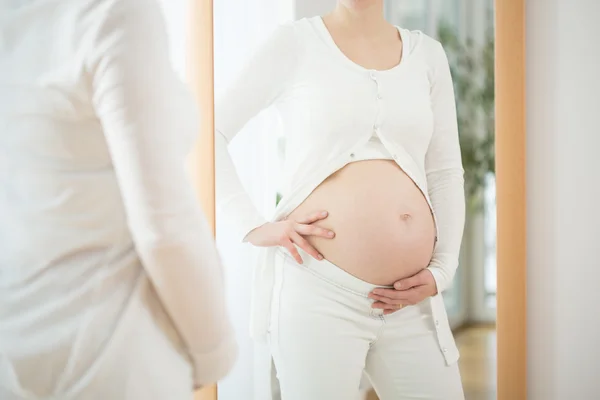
top-left (483, 173), bottom-right (497, 309)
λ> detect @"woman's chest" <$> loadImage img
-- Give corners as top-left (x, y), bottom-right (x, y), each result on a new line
top-left (281, 61), bottom-right (435, 149)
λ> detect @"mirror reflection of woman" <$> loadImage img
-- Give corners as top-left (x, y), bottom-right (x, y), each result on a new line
top-left (217, 0), bottom-right (466, 398)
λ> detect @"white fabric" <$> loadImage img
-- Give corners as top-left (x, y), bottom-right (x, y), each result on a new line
top-left (215, 16), bottom-right (465, 365)
top-left (0, 276), bottom-right (195, 400)
top-left (348, 134), bottom-right (395, 162)
top-left (0, 0), bottom-right (236, 397)
top-left (268, 249), bottom-right (465, 400)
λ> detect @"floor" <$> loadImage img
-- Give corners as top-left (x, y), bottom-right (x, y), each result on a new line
top-left (366, 325), bottom-right (497, 400)
top-left (455, 325), bottom-right (497, 400)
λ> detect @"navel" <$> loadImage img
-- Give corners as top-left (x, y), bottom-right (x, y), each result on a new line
top-left (400, 213), bottom-right (412, 221)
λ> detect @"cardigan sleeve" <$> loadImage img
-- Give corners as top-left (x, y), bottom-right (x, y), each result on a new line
top-left (87, 0), bottom-right (236, 386)
top-left (215, 22), bottom-right (300, 242)
top-left (424, 40), bottom-right (466, 293)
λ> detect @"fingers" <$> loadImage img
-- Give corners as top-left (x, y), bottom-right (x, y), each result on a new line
top-left (369, 288), bottom-right (419, 306)
top-left (369, 293), bottom-right (406, 306)
top-left (278, 224), bottom-right (323, 263)
top-left (371, 301), bottom-right (405, 310)
top-left (295, 210), bottom-right (329, 225)
top-left (394, 271), bottom-right (423, 290)
top-left (371, 288), bottom-right (404, 301)
top-left (294, 223), bottom-right (335, 239)
top-left (290, 231), bottom-right (323, 261)
top-left (281, 237), bottom-right (303, 264)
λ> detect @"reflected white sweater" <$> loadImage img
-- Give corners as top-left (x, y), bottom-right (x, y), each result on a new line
top-left (0, 0), bottom-right (236, 397)
top-left (216, 17), bottom-right (465, 364)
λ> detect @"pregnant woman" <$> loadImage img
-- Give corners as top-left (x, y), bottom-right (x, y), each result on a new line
top-left (216, 0), bottom-right (465, 398)
top-left (1, 1), bottom-right (236, 399)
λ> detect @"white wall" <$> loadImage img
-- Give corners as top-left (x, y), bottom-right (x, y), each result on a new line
top-left (527, 0), bottom-right (600, 398)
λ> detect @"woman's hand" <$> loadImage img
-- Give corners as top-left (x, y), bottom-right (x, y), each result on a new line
top-left (368, 269), bottom-right (438, 315)
top-left (244, 210), bottom-right (335, 264)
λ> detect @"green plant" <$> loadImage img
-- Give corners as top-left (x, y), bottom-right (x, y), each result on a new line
top-left (437, 22), bottom-right (495, 210)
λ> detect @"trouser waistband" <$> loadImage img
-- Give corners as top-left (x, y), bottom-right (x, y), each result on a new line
top-left (274, 247), bottom-right (392, 297)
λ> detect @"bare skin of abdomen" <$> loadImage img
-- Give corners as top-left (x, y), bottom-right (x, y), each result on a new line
top-left (286, 160), bottom-right (436, 286)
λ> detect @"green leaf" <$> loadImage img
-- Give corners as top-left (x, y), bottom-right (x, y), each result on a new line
top-left (437, 21), bottom-right (496, 210)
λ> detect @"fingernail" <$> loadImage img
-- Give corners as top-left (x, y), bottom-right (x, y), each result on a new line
top-left (317, 254), bottom-right (324, 260)
top-left (395, 283), bottom-right (401, 289)
top-left (321, 211), bottom-right (328, 216)
top-left (327, 231), bottom-right (334, 237)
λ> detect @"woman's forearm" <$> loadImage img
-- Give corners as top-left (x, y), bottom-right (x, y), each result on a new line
top-left (426, 167), bottom-right (465, 292)
top-left (88, 0), bottom-right (237, 384)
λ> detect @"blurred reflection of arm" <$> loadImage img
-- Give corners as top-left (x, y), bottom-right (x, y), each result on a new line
top-left (215, 22), bottom-right (301, 242)
top-left (87, 0), bottom-right (236, 386)
top-left (424, 40), bottom-right (466, 293)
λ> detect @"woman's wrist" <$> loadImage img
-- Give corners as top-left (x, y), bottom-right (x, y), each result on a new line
top-left (242, 222), bottom-right (269, 243)
top-left (190, 330), bottom-right (238, 387)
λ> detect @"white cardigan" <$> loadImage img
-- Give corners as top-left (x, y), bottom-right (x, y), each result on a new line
top-left (216, 17), bottom-right (466, 365)
top-left (1, 0), bottom-right (236, 397)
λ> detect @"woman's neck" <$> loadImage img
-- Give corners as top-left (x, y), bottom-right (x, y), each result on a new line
top-left (327, 1), bottom-right (387, 37)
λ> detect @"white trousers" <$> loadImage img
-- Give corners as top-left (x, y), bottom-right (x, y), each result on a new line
top-left (268, 250), bottom-right (465, 400)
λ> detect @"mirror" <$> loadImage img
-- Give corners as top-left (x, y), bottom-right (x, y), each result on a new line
top-left (184, 0), bottom-right (525, 399)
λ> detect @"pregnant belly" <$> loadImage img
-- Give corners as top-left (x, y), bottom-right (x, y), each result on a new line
top-left (286, 160), bottom-right (436, 286)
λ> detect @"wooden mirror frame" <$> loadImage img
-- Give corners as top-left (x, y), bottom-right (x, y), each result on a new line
top-left (495, 0), bottom-right (527, 398)
top-left (188, 0), bottom-right (527, 399)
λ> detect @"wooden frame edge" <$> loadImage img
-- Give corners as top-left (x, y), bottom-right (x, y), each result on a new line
top-left (495, 0), bottom-right (527, 399)
top-left (188, 0), bottom-right (217, 399)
